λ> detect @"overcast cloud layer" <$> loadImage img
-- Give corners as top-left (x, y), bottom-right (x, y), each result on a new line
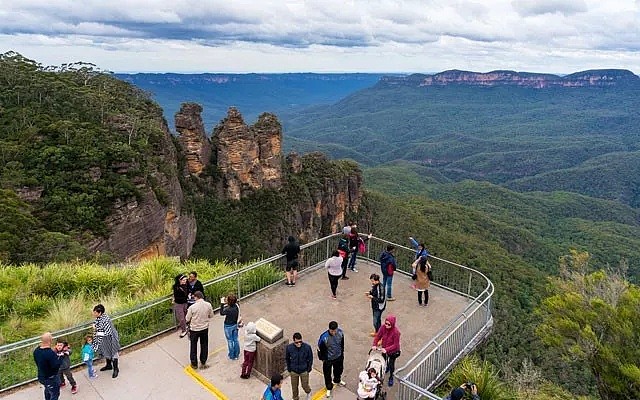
top-left (1, 0), bottom-right (639, 73)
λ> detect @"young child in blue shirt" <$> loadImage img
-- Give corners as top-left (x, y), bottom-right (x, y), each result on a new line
top-left (82, 335), bottom-right (97, 378)
top-left (262, 373), bottom-right (285, 400)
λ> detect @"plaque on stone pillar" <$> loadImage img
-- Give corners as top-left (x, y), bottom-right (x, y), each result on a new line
top-left (253, 318), bottom-right (287, 382)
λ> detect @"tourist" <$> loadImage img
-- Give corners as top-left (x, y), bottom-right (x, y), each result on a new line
top-left (33, 332), bottom-right (62, 400)
top-left (187, 271), bottom-right (205, 307)
top-left (372, 315), bottom-right (401, 387)
top-left (414, 252), bottom-right (430, 307)
top-left (446, 383), bottom-right (480, 400)
top-left (365, 273), bottom-right (386, 336)
top-left (282, 236), bottom-right (301, 286)
top-left (186, 290), bottom-right (214, 369)
top-left (240, 321), bottom-right (261, 379)
top-left (357, 367), bottom-right (381, 399)
top-left (172, 274), bottom-right (190, 337)
top-left (55, 341), bottom-right (77, 394)
top-left (285, 332), bottom-right (313, 400)
top-left (92, 304), bottom-right (121, 378)
top-left (337, 234), bottom-right (351, 280)
top-left (317, 321), bottom-right (346, 398)
top-left (81, 335), bottom-right (97, 379)
top-left (379, 245), bottom-right (397, 301)
top-left (325, 250), bottom-right (344, 300)
top-left (262, 373), bottom-right (285, 400)
top-left (220, 293), bottom-right (241, 360)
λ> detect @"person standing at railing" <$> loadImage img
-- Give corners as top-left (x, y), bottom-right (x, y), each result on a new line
top-left (338, 233), bottom-right (351, 280)
top-left (379, 245), bottom-right (397, 301)
top-left (282, 236), bottom-right (301, 287)
top-left (446, 383), bottom-right (480, 400)
top-left (347, 229), bottom-right (373, 273)
top-left (172, 274), bottom-right (190, 338)
top-left (33, 331), bottom-right (62, 400)
top-left (325, 250), bottom-right (344, 300)
top-left (92, 304), bottom-right (121, 378)
top-left (186, 271), bottom-right (205, 308)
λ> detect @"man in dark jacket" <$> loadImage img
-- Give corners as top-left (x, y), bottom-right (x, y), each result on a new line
top-left (379, 245), bottom-right (397, 301)
top-left (33, 332), bottom-right (62, 400)
top-left (286, 332), bottom-right (313, 400)
top-left (366, 273), bottom-right (386, 336)
top-left (187, 271), bottom-right (205, 307)
top-left (317, 321), bottom-right (346, 398)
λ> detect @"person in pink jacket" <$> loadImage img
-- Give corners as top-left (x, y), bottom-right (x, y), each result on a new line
top-left (372, 314), bottom-right (401, 387)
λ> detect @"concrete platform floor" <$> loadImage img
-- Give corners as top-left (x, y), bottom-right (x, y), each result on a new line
top-left (4, 260), bottom-right (470, 400)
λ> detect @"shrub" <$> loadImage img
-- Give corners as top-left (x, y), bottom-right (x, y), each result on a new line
top-left (442, 356), bottom-right (514, 400)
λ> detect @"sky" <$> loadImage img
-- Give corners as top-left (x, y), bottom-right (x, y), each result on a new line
top-left (1, 0), bottom-right (639, 74)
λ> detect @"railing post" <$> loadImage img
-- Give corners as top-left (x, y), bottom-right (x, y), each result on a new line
top-left (235, 259), bottom-right (241, 298)
top-left (467, 271), bottom-right (472, 296)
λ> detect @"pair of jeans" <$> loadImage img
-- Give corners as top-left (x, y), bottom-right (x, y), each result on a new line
top-left (322, 356), bottom-right (344, 390)
top-left (372, 308), bottom-right (383, 333)
top-left (328, 273), bottom-right (340, 296)
top-left (289, 371), bottom-right (311, 400)
top-left (242, 350), bottom-right (256, 376)
top-left (223, 323), bottom-right (240, 359)
top-left (189, 328), bottom-right (209, 366)
top-left (348, 249), bottom-right (358, 269)
top-left (85, 359), bottom-right (96, 377)
top-left (39, 375), bottom-right (61, 400)
top-left (382, 274), bottom-right (394, 297)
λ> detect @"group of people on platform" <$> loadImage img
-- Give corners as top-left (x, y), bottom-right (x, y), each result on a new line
top-left (32, 223), bottom-right (453, 400)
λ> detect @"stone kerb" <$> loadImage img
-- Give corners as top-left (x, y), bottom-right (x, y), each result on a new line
top-left (254, 318), bottom-right (288, 382)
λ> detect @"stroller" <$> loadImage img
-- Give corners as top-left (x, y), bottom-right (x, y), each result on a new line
top-left (356, 348), bottom-right (387, 400)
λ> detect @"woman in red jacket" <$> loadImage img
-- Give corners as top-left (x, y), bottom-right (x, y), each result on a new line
top-left (372, 314), bottom-right (401, 387)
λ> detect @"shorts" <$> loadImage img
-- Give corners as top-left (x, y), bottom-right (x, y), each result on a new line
top-left (285, 259), bottom-right (299, 272)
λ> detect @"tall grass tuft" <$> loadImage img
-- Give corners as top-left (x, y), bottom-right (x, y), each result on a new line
top-left (129, 257), bottom-right (181, 295)
top-left (45, 293), bottom-right (94, 331)
top-left (443, 356), bottom-right (514, 400)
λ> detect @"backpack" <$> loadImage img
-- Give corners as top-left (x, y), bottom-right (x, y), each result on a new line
top-left (358, 237), bottom-right (366, 254)
top-left (338, 237), bottom-right (349, 252)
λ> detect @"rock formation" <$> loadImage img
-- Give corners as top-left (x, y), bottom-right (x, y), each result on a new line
top-left (380, 69), bottom-right (640, 89)
top-left (213, 107), bottom-right (283, 200)
top-left (176, 102), bottom-right (211, 176)
top-left (90, 117), bottom-right (196, 261)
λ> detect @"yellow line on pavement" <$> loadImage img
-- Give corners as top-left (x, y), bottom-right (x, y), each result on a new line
top-left (184, 365), bottom-right (230, 400)
top-left (311, 388), bottom-right (328, 400)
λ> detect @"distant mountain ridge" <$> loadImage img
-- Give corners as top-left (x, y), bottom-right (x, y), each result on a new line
top-left (380, 69), bottom-right (640, 88)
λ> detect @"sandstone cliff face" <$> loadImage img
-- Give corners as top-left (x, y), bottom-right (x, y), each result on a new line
top-left (176, 102), bottom-right (211, 176)
top-left (90, 117), bottom-right (196, 261)
top-left (285, 152), bottom-right (363, 244)
top-left (213, 107), bottom-right (283, 200)
top-left (380, 69), bottom-right (640, 89)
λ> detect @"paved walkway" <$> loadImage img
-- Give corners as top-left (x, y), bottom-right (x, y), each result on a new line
top-left (5, 260), bottom-right (470, 400)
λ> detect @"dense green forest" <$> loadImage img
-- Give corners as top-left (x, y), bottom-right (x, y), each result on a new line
top-left (0, 52), bottom-right (173, 263)
top-left (283, 83), bottom-right (640, 207)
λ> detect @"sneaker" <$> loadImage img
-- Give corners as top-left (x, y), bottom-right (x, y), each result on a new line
top-left (190, 363), bottom-right (198, 369)
top-left (306, 392), bottom-right (312, 400)
top-left (331, 295), bottom-right (337, 300)
top-left (60, 382), bottom-right (66, 388)
top-left (200, 363), bottom-right (209, 369)
top-left (90, 373), bottom-right (98, 378)
top-left (352, 267), bottom-right (358, 272)
top-left (291, 282), bottom-right (296, 286)
top-left (337, 380), bottom-right (346, 386)
top-left (369, 331), bottom-right (377, 337)
top-left (179, 330), bottom-right (188, 338)
top-left (326, 389), bottom-right (331, 398)
top-left (341, 276), bottom-right (349, 280)
top-left (71, 386), bottom-right (78, 394)
top-left (387, 297), bottom-right (396, 301)
top-left (388, 377), bottom-right (394, 387)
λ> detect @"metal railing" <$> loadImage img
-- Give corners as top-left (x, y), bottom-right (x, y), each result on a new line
top-left (0, 234), bottom-right (493, 398)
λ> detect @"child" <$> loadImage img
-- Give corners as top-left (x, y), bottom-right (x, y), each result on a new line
top-left (357, 367), bottom-right (381, 399)
top-left (240, 321), bottom-right (261, 379)
top-left (56, 341), bottom-right (77, 394)
top-left (262, 373), bottom-right (284, 400)
top-left (82, 335), bottom-right (97, 378)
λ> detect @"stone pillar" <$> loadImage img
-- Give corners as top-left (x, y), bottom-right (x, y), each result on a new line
top-left (253, 318), bottom-right (288, 382)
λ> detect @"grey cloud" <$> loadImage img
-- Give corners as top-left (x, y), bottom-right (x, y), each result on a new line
top-left (512, 0), bottom-right (588, 17)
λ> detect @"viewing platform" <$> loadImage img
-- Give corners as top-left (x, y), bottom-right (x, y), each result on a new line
top-left (1, 235), bottom-right (493, 400)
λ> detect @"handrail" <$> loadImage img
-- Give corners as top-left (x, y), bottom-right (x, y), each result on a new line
top-left (0, 233), bottom-right (493, 398)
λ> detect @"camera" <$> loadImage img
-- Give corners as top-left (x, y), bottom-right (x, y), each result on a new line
top-left (465, 382), bottom-right (475, 390)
